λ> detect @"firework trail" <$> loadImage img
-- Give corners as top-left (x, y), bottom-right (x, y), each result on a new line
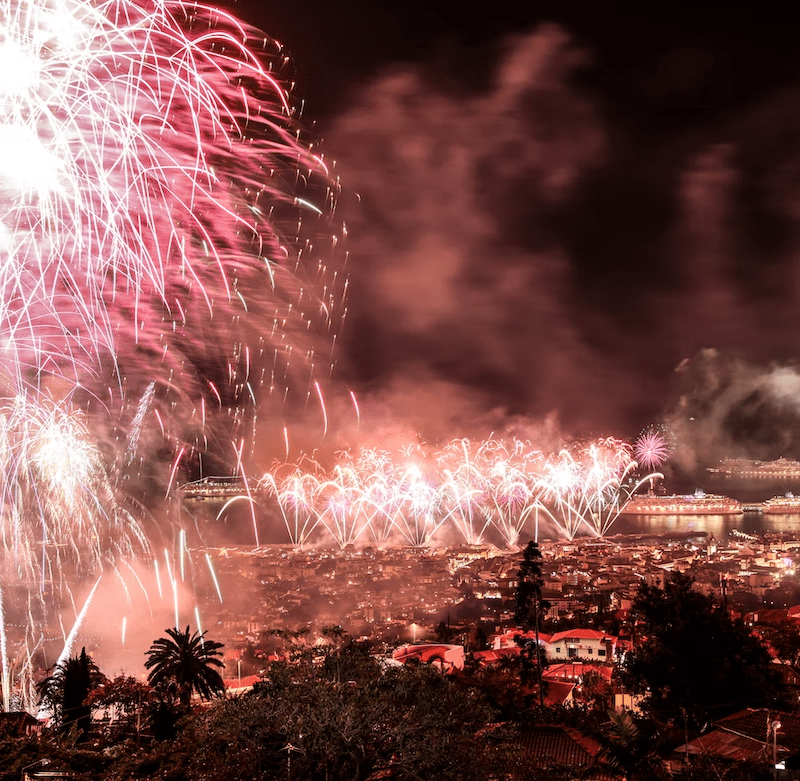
top-left (0, 393), bottom-right (148, 707)
top-left (0, 588), bottom-right (8, 712)
top-left (0, 0), bottom-right (344, 489)
top-left (261, 435), bottom-right (662, 549)
top-left (0, 0), bottom-right (343, 708)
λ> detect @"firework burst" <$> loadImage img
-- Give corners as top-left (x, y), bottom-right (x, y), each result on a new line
top-left (634, 425), bottom-right (674, 472)
top-left (261, 435), bottom-right (661, 550)
top-left (0, 0), bottom-right (344, 709)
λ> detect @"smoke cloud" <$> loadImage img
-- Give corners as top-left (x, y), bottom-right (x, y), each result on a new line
top-left (320, 23), bottom-right (800, 458)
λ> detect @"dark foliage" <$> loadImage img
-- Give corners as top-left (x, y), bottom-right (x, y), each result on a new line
top-left (110, 662), bottom-right (499, 781)
top-left (36, 647), bottom-right (105, 742)
top-left (620, 572), bottom-right (788, 727)
top-left (514, 540), bottom-right (549, 630)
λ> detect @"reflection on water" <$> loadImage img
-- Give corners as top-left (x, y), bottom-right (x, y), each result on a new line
top-left (606, 476), bottom-right (800, 540)
top-left (610, 512), bottom-right (800, 540)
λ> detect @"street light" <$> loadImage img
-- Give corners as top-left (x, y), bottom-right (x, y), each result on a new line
top-left (772, 720), bottom-right (782, 781)
top-left (282, 742), bottom-right (301, 781)
top-left (20, 758), bottom-right (50, 781)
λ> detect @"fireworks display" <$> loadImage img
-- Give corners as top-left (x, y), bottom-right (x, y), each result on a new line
top-left (0, 0), bottom-right (688, 716)
top-left (261, 436), bottom-right (660, 550)
top-left (0, 0), bottom-right (344, 710)
top-left (634, 425), bottom-right (674, 472)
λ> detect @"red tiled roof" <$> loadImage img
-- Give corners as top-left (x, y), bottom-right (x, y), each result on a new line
top-left (0, 712), bottom-right (42, 736)
top-left (543, 680), bottom-right (575, 706)
top-left (494, 630), bottom-right (552, 644)
top-left (549, 628), bottom-right (616, 643)
top-left (543, 661), bottom-right (614, 682)
top-left (516, 724), bottom-right (601, 765)
top-left (747, 609), bottom-right (788, 626)
top-left (675, 708), bottom-right (800, 764)
top-left (716, 708), bottom-right (800, 752)
top-left (675, 729), bottom-right (776, 763)
top-left (392, 644), bottom-right (457, 664)
top-left (223, 674), bottom-right (261, 690)
top-left (473, 648), bottom-right (520, 666)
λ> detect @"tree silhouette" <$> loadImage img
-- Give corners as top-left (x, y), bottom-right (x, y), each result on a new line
top-left (514, 540), bottom-right (549, 630)
top-left (514, 540), bottom-right (550, 706)
top-left (599, 708), bottom-right (666, 780)
top-left (36, 647), bottom-right (106, 741)
top-left (86, 675), bottom-right (154, 741)
top-left (144, 626), bottom-right (225, 709)
top-left (620, 571), bottom-right (786, 727)
top-left (771, 623), bottom-right (800, 668)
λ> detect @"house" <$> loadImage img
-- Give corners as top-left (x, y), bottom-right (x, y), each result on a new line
top-left (472, 647), bottom-right (520, 668)
top-left (673, 708), bottom-right (800, 778)
top-left (0, 711), bottom-right (43, 737)
top-left (546, 629), bottom-right (617, 661)
top-left (223, 674), bottom-right (262, 696)
top-left (512, 724), bottom-right (616, 777)
top-left (543, 661), bottom-right (613, 682)
top-left (491, 629), bottom-right (552, 651)
top-left (492, 628), bottom-right (618, 661)
top-left (543, 680), bottom-right (576, 707)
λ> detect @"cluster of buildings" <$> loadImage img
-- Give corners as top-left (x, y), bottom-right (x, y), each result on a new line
top-left (201, 527), bottom-right (800, 668)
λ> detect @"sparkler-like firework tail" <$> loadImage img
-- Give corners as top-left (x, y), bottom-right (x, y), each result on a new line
top-left (261, 436), bottom-right (662, 549)
top-left (0, 394), bottom-right (148, 707)
top-left (438, 440), bottom-right (493, 545)
top-left (2, 0), bottom-right (343, 464)
top-left (0, 395), bottom-right (149, 580)
top-left (261, 455), bottom-right (326, 548)
top-left (36, 574), bottom-right (102, 719)
top-left (0, 587), bottom-right (8, 712)
top-left (0, 0), bottom-right (344, 708)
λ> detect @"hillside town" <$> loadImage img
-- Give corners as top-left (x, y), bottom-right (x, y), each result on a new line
top-left (206, 528), bottom-right (800, 657)
top-left (6, 529), bottom-right (800, 779)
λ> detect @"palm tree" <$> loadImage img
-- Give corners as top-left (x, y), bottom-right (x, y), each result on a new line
top-left (37, 647), bottom-right (106, 741)
top-left (599, 709), bottom-right (665, 779)
top-left (144, 626), bottom-right (225, 708)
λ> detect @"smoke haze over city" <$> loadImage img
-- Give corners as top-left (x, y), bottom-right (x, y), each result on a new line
top-left (231, 0), bottom-right (800, 469)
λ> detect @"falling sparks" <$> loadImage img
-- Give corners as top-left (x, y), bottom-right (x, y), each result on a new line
top-left (0, 0), bottom-right (345, 710)
top-left (261, 436), bottom-right (660, 549)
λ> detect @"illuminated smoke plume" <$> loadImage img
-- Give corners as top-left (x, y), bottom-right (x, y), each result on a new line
top-left (665, 351), bottom-right (800, 474)
top-left (324, 14), bottom-right (800, 452)
top-left (328, 26), bottom-right (628, 433)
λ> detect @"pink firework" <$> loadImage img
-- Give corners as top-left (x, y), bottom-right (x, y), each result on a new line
top-left (634, 428), bottom-right (671, 471)
top-left (0, 0), bottom-right (345, 711)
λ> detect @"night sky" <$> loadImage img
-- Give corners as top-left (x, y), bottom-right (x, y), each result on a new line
top-left (231, 1), bottom-right (800, 468)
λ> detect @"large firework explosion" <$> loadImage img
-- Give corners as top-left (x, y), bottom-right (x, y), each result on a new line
top-left (260, 436), bottom-right (660, 550)
top-left (0, 0), bottom-right (344, 709)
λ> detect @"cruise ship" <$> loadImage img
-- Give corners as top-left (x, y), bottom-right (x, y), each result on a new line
top-left (708, 458), bottom-right (800, 479)
top-left (620, 490), bottom-right (743, 516)
top-left (761, 494), bottom-right (800, 514)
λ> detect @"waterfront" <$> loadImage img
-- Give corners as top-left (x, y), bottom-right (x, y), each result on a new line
top-left (610, 476), bottom-right (800, 541)
top-left (610, 510), bottom-right (800, 541)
